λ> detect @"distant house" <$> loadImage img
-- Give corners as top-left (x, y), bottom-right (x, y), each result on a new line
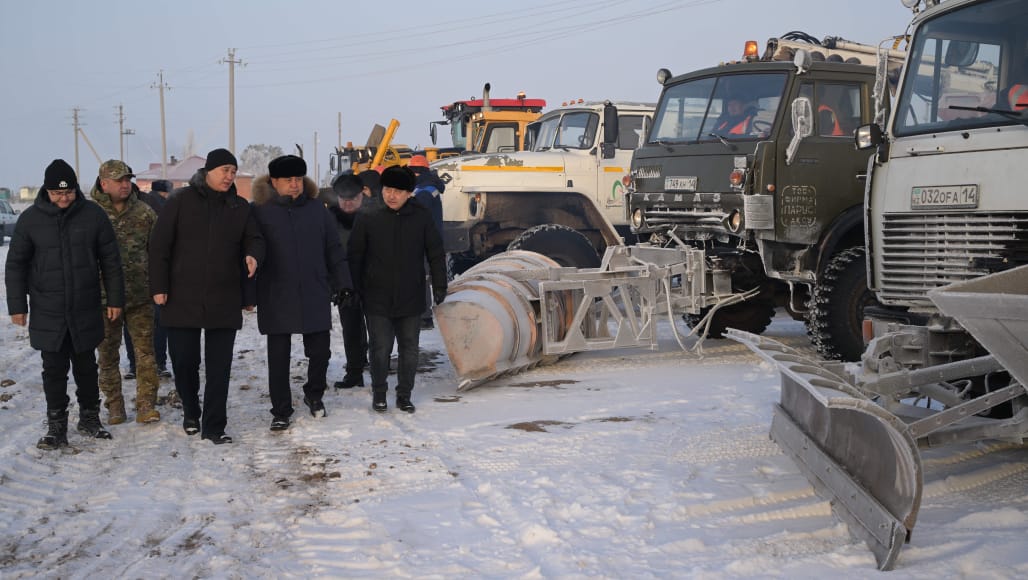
top-left (19, 186), bottom-right (39, 201)
top-left (134, 155), bottom-right (254, 200)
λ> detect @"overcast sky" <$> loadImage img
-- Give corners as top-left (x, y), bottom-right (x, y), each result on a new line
top-left (0, 0), bottom-right (915, 190)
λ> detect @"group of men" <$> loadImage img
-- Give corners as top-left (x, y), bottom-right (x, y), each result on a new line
top-left (5, 147), bottom-right (447, 450)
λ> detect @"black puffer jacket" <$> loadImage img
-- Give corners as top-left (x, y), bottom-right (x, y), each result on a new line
top-left (348, 198), bottom-right (446, 318)
top-left (148, 170), bottom-right (265, 330)
top-left (5, 187), bottom-right (124, 352)
top-left (251, 175), bottom-right (350, 335)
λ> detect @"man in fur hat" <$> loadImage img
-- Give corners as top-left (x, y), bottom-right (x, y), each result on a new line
top-left (251, 155), bottom-right (350, 431)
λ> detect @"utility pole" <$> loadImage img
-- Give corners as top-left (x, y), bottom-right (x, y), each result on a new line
top-left (72, 108), bottom-right (82, 177)
top-left (338, 112), bottom-right (342, 148)
top-left (313, 131), bottom-right (319, 185)
top-left (152, 70), bottom-right (170, 178)
top-left (116, 104), bottom-right (135, 161)
top-left (221, 48), bottom-right (243, 153)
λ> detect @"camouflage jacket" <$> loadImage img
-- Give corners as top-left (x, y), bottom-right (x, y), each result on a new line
top-left (90, 181), bottom-right (157, 308)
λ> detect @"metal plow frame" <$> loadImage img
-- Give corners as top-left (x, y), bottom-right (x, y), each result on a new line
top-left (728, 330), bottom-right (922, 571)
top-left (537, 268), bottom-right (660, 355)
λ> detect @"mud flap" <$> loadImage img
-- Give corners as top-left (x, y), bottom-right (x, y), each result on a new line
top-left (728, 330), bottom-right (923, 571)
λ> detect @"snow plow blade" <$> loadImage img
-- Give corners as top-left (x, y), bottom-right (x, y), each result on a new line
top-left (434, 251), bottom-right (572, 390)
top-left (726, 330), bottom-right (922, 571)
top-left (928, 264), bottom-right (1028, 390)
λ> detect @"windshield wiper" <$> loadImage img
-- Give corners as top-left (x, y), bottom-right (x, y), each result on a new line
top-left (707, 132), bottom-right (736, 150)
top-left (949, 105), bottom-right (1028, 127)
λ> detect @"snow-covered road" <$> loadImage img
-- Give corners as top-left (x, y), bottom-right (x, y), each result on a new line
top-left (2, 241), bottom-right (1027, 578)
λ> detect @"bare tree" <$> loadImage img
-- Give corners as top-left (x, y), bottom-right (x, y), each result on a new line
top-left (239, 144), bottom-right (285, 176)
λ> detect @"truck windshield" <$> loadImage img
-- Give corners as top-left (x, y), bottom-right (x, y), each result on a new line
top-left (532, 111), bottom-right (599, 151)
top-left (893, 0), bottom-right (1025, 136)
top-left (650, 73), bottom-right (787, 143)
top-left (450, 115), bottom-right (468, 149)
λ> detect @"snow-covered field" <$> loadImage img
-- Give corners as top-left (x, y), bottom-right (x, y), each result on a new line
top-left (2, 240), bottom-right (1027, 578)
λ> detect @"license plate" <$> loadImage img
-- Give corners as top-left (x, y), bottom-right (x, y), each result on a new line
top-left (665, 176), bottom-right (697, 191)
top-left (910, 184), bottom-right (979, 209)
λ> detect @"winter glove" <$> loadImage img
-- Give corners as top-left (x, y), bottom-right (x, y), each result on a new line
top-left (433, 288), bottom-right (447, 306)
top-left (332, 288), bottom-right (356, 308)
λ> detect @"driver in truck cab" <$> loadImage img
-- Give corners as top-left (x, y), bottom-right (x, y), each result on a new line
top-left (715, 97), bottom-right (758, 135)
top-left (1007, 57), bottom-right (1028, 110)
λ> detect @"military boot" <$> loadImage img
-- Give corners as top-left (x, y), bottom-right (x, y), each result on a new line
top-left (135, 406), bottom-right (161, 424)
top-left (37, 409), bottom-right (69, 450)
top-left (136, 385), bottom-right (160, 424)
top-left (77, 406), bottom-right (113, 439)
top-left (106, 396), bottom-right (127, 425)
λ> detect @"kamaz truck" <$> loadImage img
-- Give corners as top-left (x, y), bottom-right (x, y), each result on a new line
top-left (731, 0), bottom-right (1028, 569)
top-left (629, 34), bottom-right (904, 360)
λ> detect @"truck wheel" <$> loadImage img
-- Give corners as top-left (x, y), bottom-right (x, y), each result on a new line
top-left (684, 293), bottom-right (776, 338)
top-left (807, 247), bottom-right (878, 362)
top-left (508, 224), bottom-right (601, 268)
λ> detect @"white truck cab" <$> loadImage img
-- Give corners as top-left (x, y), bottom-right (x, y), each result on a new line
top-left (434, 100), bottom-right (653, 271)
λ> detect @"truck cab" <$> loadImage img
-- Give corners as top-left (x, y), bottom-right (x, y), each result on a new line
top-left (436, 100), bottom-right (653, 272)
top-left (431, 84), bottom-right (546, 155)
top-left (859, 0), bottom-right (1028, 370)
top-left (628, 36), bottom-right (898, 359)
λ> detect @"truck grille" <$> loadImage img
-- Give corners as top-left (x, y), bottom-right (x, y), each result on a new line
top-left (641, 206), bottom-right (727, 232)
top-left (879, 212), bottom-right (1028, 305)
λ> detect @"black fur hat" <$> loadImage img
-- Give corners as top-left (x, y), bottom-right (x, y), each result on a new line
top-left (268, 155), bottom-right (307, 178)
top-left (379, 165), bottom-right (416, 192)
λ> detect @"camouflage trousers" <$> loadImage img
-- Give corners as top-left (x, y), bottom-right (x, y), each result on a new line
top-left (98, 303), bottom-right (159, 413)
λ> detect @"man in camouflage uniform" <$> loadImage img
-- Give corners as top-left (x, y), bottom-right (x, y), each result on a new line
top-left (91, 160), bottom-right (161, 424)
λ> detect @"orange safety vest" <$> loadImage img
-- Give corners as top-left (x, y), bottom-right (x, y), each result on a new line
top-left (1008, 84), bottom-right (1028, 109)
top-left (717, 116), bottom-right (752, 135)
top-left (818, 104), bottom-right (844, 136)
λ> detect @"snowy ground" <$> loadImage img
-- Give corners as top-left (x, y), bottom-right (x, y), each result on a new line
top-left (1, 238), bottom-right (1027, 578)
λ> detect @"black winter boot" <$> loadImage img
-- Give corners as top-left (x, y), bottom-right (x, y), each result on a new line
top-left (37, 409), bottom-right (69, 450)
top-left (334, 371), bottom-right (365, 389)
top-left (396, 395), bottom-right (416, 414)
top-left (372, 392), bottom-right (387, 413)
top-left (77, 406), bottom-right (112, 439)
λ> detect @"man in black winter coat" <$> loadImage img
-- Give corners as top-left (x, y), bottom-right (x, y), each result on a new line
top-left (251, 155), bottom-right (350, 431)
top-left (5, 159), bottom-right (125, 450)
top-left (348, 165), bottom-right (447, 413)
top-left (326, 172), bottom-right (373, 390)
top-left (148, 148), bottom-right (265, 444)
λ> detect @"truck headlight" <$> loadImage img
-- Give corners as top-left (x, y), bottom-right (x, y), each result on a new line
top-left (632, 208), bottom-right (644, 229)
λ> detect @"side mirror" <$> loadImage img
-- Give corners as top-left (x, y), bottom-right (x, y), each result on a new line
top-left (601, 143), bottom-right (616, 159)
top-left (329, 155), bottom-right (337, 172)
top-left (944, 40), bottom-right (979, 67)
top-left (785, 97), bottom-right (813, 165)
top-left (855, 123), bottom-right (884, 150)
top-left (429, 123), bottom-right (438, 145)
top-left (602, 101), bottom-right (618, 147)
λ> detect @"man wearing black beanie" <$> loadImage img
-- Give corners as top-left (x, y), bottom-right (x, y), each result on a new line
top-left (149, 147), bottom-right (265, 444)
top-left (6, 159), bottom-right (125, 449)
top-left (348, 165), bottom-right (447, 413)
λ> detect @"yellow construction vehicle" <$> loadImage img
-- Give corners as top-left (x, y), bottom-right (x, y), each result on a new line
top-left (328, 119), bottom-right (413, 175)
top-left (430, 83), bottom-right (546, 155)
